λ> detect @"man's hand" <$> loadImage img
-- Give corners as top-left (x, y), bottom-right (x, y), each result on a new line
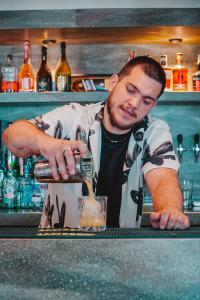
top-left (150, 208), bottom-right (190, 230)
top-left (37, 136), bottom-right (89, 181)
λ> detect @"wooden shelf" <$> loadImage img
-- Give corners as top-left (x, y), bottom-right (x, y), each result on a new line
top-left (0, 92), bottom-right (199, 122)
top-left (0, 8), bottom-right (200, 45)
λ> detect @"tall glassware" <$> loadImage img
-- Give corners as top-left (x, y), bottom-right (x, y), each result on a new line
top-left (19, 40), bottom-right (35, 92)
top-left (19, 161), bottom-right (33, 208)
top-left (1, 54), bottom-right (19, 93)
top-left (55, 42), bottom-right (71, 92)
top-left (37, 45), bottom-right (52, 92)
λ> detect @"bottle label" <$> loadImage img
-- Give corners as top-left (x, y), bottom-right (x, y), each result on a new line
top-left (21, 77), bottom-right (35, 91)
top-left (2, 67), bottom-right (17, 82)
top-left (56, 75), bottom-right (71, 92)
top-left (193, 77), bottom-right (200, 91)
top-left (37, 80), bottom-right (48, 92)
top-left (173, 69), bottom-right (188, 91)
top-left (4, 185), bottom-right (15, 199)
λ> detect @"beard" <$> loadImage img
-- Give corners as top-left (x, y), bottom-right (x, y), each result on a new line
top-left (106, 93), bottom-right (137, 131)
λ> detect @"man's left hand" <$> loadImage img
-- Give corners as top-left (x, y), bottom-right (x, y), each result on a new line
top-left (150, 208), bottom-right (190, 230)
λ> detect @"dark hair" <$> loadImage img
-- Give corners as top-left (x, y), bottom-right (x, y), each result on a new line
top-left (118, 56), bottom-right (166, 99)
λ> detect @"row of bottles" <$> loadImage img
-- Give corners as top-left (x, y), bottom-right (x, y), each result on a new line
top-left (128, 51), bottom-right (200, 92)
top-left (0, 40), bottom-right (71, 93)
top-left (0, 152), bottom-right (47, 209)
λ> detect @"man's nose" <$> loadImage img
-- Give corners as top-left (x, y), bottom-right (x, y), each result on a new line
top-left (127, 95), bottom-right (141, 109)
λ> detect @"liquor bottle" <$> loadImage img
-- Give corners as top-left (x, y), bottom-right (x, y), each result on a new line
top-left (19, 40), bottom-right (35, 92)
top-left (127, 50), bottom-right (136, 62)
top-left (6, 150), bottom-right (20, 177)
top-left (37, 45), bottom-right (52, 92)
top-left (160, 55), bottom-right (172, 91)
top-left (192, 54), bottom-right (200, 91)
top-left (55, 42), bottom-right (71, 92)
top-left (19, 161), bottom-right (33, 208)
top-left (0, 161), bottom-right (5, 207)
top-left (173, 53), bottom-right (188, 91)
top-left (2, 169), bottom-right (18, 209)
top-left (1, 54), bottom-right (19, 92)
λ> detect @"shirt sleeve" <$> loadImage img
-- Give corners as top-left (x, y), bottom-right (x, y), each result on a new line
top-left (29, 103), bottom-right (84, 140)
top-left (142, 118), bottom-right (180, 176)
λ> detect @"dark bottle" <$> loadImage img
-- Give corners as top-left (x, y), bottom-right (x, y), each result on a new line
top-left (37, 45), bottom-right (52, 92)
top-left (55, 42), bottom-right (71, 92)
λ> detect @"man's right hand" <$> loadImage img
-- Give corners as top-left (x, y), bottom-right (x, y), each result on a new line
top-left (37, 135), bottom-right (89, 180)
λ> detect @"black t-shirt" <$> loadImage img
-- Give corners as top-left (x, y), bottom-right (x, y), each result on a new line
top-left (96, 123), bottom-right (131, 227)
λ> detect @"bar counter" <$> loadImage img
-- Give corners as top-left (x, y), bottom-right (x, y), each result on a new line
top-left (0, 209), bottom-right (200, 299)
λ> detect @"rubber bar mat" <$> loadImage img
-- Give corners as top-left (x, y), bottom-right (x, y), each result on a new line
top-left (0, 227), bottom-right (200, 239)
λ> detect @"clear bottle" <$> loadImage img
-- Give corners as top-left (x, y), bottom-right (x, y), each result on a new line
top-left (1, 54), bottom-right (19, 93)
top-left (192, 54), bottom-right (200, 91)
top-left (160, 54), bottom-right (172, 91)
top-left (2, 170), bottom-right (18, 209)
top-left (19, 40), bottom-right (35, 92)
top-left (55, 42), bottom-right (71, 92)
top-left (173, 53), bottom-right (188, 91)
top-left (127, 50), bottom-right (136, 62)
top-left (0, 161), bottom-right (6, 207)
top-left (37, 45), bottom-right (52, 92)
top-left (19, 161), bottom-right (33, 208)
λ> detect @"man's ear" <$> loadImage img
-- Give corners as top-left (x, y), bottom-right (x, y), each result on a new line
top-left (107, 74), bottom-right (119, 92)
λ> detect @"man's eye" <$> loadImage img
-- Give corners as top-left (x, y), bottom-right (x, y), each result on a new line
top-left (144, 99), bottom-right (152, 105)
top-left (127, 86), bottom-right (135, 93)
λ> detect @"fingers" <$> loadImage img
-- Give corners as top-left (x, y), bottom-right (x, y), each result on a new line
top-left (151, 208), bottom-right (190, 230)
top-left (44, 139), bottom-right (89, 180)
top-left (150, 212), bottom-right (161, 228)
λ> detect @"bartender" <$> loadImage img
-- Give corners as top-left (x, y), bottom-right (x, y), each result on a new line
top-left (3, 56), bottom-right (190, 230)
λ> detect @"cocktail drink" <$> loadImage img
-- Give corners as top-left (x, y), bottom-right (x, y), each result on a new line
top-left (78, 180), bottom-right (107, 231)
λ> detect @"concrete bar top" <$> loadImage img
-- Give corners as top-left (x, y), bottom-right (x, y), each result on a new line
top-left (0, 237), bottom-right (200, 299)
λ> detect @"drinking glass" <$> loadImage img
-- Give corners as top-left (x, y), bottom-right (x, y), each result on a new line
top-left (181, 179), bottom-right (193, 210)
top-left (78, 196), bottom-right (107, 231)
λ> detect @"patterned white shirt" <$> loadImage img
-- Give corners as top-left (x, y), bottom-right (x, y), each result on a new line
top-left (30, 101), bottom-right (179, 228)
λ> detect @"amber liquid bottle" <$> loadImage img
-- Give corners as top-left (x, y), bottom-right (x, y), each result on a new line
top-left (160, 54), bottom-right (172, 91)
top-left (192, 54), bottom-right (200, 91)
top-left (19, 40), bottom-right (35, 92)
top-left (55, 42), bottom-right (71, 92)
top-left (173, 53), bottom-right (188, 91)
top-left (37, 46), bottom-right (52, 92)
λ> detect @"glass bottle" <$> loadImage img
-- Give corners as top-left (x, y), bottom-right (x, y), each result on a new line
top-left (160, 54), bottom-right (172, 91)
top-left (127, 50), bottom-right (136, 62)
top-left (19, 161), bottom-right (33, 208)
top-left (2, 170), bottom-right (18, 209)
top-left (37, 45), bottom-right (52, 92)
top-left (19, 40), bottom-right (35, 92)
top-left (1, 54), bottom-right (19, 93)
top-left (55, 42), bottom-right (71, 92)
top-left (0, 161), bottom-right (5, 207)
top-left (192, 54), bottom-right (200, 91)
top-left (173, 53), bottom-right (188, 91)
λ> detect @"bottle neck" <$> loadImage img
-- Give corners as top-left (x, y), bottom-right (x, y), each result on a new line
top-left (24, 41), bottom-right (31, 64)
top-left (176, 54), bottom-right (183, 66)
top-left (61, 45), bottom-right (67, 61)
top-left (160, 55), bottom-right (167, 67)
top-left (41, 46), bottom-right (47, 65)
top-left (197, 55), bottom-right (200, 71)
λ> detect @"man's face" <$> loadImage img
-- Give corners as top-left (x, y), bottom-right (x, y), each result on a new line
top-left (104, 65), bottom-right (162, 134)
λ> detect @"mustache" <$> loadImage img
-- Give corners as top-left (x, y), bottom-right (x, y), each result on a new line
top-left (120, 105), bottom-right (138, 118)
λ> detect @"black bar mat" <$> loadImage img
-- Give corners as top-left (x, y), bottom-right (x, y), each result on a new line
top-left (0, 227), bottom-right (200, 239)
